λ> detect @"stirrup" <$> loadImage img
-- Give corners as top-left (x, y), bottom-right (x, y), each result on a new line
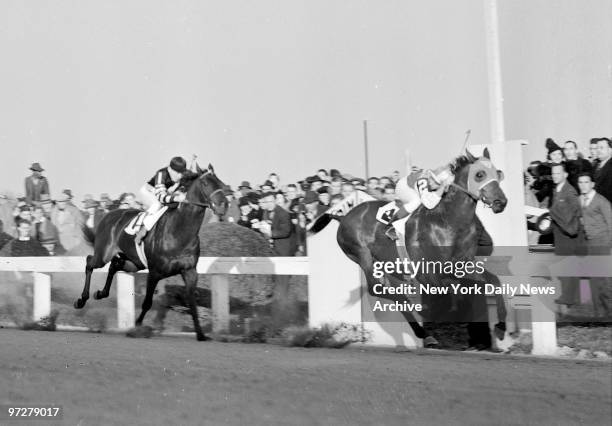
top-left (384, 225), bottom-right (399, 241)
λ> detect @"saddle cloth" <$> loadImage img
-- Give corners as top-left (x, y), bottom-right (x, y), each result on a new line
top-left (123, 207), bottom-right (168, 268)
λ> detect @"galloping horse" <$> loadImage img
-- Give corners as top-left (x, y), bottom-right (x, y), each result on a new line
top-left (332, 149), bottom-right (507, 347)
top-left (74, 164), bottom-right (228, 341)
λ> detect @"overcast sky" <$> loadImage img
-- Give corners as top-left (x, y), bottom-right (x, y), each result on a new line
top-left (1, 0), bottom-right (610, 201)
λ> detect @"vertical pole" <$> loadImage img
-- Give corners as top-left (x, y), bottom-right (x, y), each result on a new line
top-left (116, 272), bottom-right (135, 330)
top-left (363, 120), bottom-right (369, 178)
top-left (530, 295), bottom-right (557, 355)
top-left (483, 0), bottom-right (506, 147)
top-left (32, 272), bottom-right (51, 321)
top-left (211, 275), bottom-right (230, 334)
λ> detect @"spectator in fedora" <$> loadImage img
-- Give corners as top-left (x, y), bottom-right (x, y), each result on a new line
top-left (237, 197), bottom-right (253, 228)
top-left (302, 191), bottom-right (327, 226)
top-left (99, 193), bottom-right (113, 213)
top-left (238, 181), bottom-right (252, 197)
top-left (594, 137), bottom-right (612, 205)
top-left (51, 192), bottom-right (83, 251)
top-left (548, 163), bottom-right (583, 307)
top-left (255, 192), bottom-right (295, 256)
top-left (0, 220), bottom-right (13, 251)
top-left (82, 198), bottom-right (104, 231)
top-left (24, 162), bottom-right (50, 205)
top-left (577, 172), bottom-right (612, 317)
top-left (0, 219), bottom-right (49, 257)
top-left (32, 205), bottom-right (65, 255)
top-left (563, 140), bottom-right (592, 191)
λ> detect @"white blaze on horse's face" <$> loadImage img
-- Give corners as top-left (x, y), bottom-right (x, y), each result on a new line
top-left (466, 158), bottom-right (505, 203)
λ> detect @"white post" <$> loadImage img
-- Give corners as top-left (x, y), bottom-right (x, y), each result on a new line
top-left (211, 275), bottom-right (230, 334)
top-left (483, 0), bottom-right (506, 146)
top-left (530, 295), bottom-right (557, 355)
top-left (116, 272), bottom-right (135, 330)
top-left (32, 272), bottom-right (51, 321)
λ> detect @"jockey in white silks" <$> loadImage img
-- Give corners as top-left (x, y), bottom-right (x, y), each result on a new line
top-left (380, 149), bottom-right (455, 240)
top-left (133, 156), bottom-right (189, 244)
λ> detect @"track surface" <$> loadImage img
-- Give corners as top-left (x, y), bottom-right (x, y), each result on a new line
top-left (1, 329), bottom-right (610, 426)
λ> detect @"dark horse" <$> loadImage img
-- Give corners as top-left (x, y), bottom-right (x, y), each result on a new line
top-left (74, 164), bottom-right (228, 341)
top-left (328, 149), bottom-right (507, 347)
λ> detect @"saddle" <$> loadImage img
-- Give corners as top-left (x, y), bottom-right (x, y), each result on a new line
top-left (123, 207), bottom-right (168, 268)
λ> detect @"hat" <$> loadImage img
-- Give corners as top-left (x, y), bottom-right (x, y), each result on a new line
top-left (100, 193), bottom-right (111, 201)
top-left (82, 194), bottom-right (94, 202)
top-left (302, 191), bottom-right (319, 204)
top-left (239, 181), bottom-right (252, 189)
top-left (83, 199), bottom-right (99, 209)
top-left (262, 180), bottom-right (274, 188)
top-left (330, 169), bottom-right (342, 178)
top-left (62, 189), bottom-right (73, 199)
top-left (19, 204), bottom-right (31, 212)
top-left (545, 138), bottom-right (563, 155)
top-left (169, 156), bottom-right (187, 173)
top-left (536, 212), bottom-right (553, 235)
top-left (222, 185), bottom-right (234, 196)
top-left (29, 162), bottom-right (44, 172)
top-left (316, 187), bottom-right (330, 195)
top-left (56, 192), bottom-right (70, 202)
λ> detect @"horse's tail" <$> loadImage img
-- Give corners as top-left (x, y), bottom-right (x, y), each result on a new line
top-left (81, 224), bottom-right (95, 246)
top-left (308, 213), bottom-right (336, 234)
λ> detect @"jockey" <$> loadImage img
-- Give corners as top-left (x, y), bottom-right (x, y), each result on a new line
top-left (134, 156), bottom-right (189, 244)
top-left (381, 149), bottom-right (455, 240)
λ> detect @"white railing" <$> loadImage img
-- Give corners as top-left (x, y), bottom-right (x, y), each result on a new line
top-left (0, 257), bottom-right (308, 333)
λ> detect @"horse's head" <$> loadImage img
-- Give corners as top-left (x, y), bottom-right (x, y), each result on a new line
top-left (452, 148), bottom-right (507, 213)
top-left (182, 164), bottom-right (228, 218)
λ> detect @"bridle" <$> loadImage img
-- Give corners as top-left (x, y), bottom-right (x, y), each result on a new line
top-left (449, 163), bottom-right (502, 204)
top-left (181, 169), bottom-right (224, 210)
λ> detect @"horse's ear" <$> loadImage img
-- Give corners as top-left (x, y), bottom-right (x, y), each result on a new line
top-left (483, 148), bottom-right (491, 159)
top-left (208, 163), bottom-right (215, 174)
top-left (465, 148), bottom-right (477, 162)
top-left (196, 162), bottom-right (204, 175)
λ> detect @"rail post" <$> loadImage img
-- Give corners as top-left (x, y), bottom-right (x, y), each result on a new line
top-left (116, 272), bottom-right (135, 330)
top-left (32, 272), bottom-right (51, 321)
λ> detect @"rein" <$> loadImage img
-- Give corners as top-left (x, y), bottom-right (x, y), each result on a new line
top-left (183, 188), bottom-right (224, 209)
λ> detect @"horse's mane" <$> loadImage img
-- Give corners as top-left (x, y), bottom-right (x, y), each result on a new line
top-left (449, 154), bottom-right (476, 174)
top-left (178, 171), bottom-right (201, 189)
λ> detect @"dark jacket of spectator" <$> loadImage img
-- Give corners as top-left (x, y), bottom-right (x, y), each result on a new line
top-left (0, 220), bottom-right (13, 250)
top-left (24, 175), bottom-right (50, 205)
top-left (580, 191), bottom-right (612, 246)
top-left (594, 157), bottom-right (612, 205)
top-left (549, 182), bottom-right (582, 255)
top-left (0, 237), bottom-right (49, 256)
top-left (263, 205), bottom-right (295, 256)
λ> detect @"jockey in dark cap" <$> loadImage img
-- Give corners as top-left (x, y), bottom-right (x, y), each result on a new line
top-left (134, 156), bottom-right (188, 244)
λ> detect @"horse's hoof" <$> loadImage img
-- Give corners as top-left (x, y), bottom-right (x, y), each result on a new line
top-left (74, 299), bottom-right (86, 309)
top-left (494, 325), bottom-right (505, 341)
top-left (93, 290), bottom-right (105, 300)
top-left (126, 326), bottom-right (153, 338)
top-left (423, 336), bottom-right (440, 348)
top-left (196, 334), bottom-right (209, 342)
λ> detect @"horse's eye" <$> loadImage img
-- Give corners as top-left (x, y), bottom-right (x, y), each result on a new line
top-left (475, 171), bottom-right (485, 180)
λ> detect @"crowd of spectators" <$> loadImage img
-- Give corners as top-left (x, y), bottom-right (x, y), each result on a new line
top-left (0, 162), bottom-right (403, 258)
top-left (524, 137), bottom-right (612, 316)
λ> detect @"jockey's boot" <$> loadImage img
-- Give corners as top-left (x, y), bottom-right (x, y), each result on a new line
top-left (384, 205), bottom-right (410, 240)
top-left (134, 225), bottom-right (147, 245)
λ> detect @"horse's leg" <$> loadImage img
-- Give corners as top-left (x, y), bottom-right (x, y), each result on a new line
top-left (93, 255), bottom-right (125, 300)
top-left (182, 268), bottom-right (207, 341)
top-left (135, 271), bottom-right (162, 326)
top-left (74, 254), bottom-right (103, 309)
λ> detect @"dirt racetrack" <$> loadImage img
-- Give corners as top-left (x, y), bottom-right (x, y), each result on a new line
top-left (1, 329), bottom-right (610, 426)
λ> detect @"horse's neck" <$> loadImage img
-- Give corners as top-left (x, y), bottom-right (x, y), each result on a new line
top-left (166, 204), bottom-right (207, 241)
top-left (438, 188), bottom-right (476, 225)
